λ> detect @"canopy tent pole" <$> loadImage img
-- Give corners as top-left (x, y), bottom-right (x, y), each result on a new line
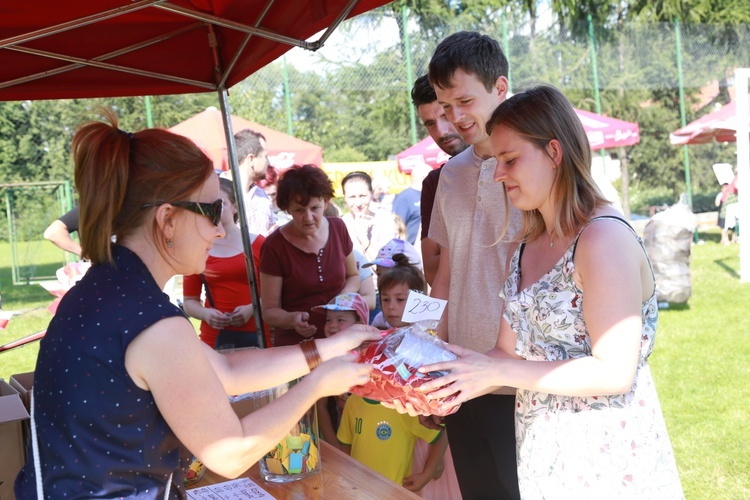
top-left (208, 18), bottom-right (267, 347)
top-left (218, 86), bottom-right (267, 347)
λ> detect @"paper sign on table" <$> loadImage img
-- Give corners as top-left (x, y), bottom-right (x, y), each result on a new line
top-left (186, 477), bottom-right (273, 499)
top-left (400, 290), bottom-right (447, 323)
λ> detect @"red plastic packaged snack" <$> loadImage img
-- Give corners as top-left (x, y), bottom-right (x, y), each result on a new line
top-left (351, 320), bottom-right (460, 417)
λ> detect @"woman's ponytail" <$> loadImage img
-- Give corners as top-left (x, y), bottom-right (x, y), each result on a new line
top-left (72, 108), bottom-right (131, 265)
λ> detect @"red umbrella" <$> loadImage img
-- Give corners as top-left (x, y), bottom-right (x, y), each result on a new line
top-left (169, 107), bottom-right (323, 171)
top-left (396, 136), bottom-right (452, 172)
top-left (0, 0), bottom-right (391, 100)
top-left (670, 99), bottom-right (750, 145)
top-left (396, 108), bottom-right (640, 172)
top-left (575, 108), bottom-right (640, 151)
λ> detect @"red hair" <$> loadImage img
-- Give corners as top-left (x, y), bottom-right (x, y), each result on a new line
top-left (73, 108), bottom-right (214, 265)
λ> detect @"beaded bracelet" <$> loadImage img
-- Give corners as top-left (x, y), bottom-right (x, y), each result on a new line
top-left (300, 338), bottom-right (322, 371)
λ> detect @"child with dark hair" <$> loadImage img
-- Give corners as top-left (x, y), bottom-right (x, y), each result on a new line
top-left (374, 253), bottom-right (427, 329)
top-left (312, 293), bottom-right (371, 449)
top-left (338, 254), bottom-right (461, 498)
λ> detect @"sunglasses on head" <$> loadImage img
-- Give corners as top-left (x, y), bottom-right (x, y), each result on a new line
top-left (141, 199), bottom-right (223, 226)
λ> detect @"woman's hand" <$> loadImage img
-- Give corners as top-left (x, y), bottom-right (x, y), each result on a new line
top-left (325, 324), bottom-right (383, 355)
top-left (203, 308), bottom-right (231, 329)
top-left (309, 352), bottom-right (373, 398)
top-left (293, 312), bottom-right (317, 337)
top-left (416, 344), bottom-right (503, 412)
top-left (228, 304), bottom-right (253, 327)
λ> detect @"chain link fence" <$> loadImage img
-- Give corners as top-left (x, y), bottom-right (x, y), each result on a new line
top-left (229, 11), bottom-right (748, 216)
top-left (1, 10), bottom-right (748, 236)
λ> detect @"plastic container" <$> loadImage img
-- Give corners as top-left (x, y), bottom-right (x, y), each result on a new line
top-left (254, 379), bottom-right (321, 483)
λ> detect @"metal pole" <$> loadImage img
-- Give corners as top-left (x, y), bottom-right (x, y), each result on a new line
top-left (587, 15), bottom-right (602, 116)
top-left (674, 18), bottom-right (693, 211)
top-left (402, 5), bottom-right (417, 145)
top-left (5, 189), bottom-right (19, 284)
top-left (502, 9), bottom-right (512, 92)
top-left (144, 95), bottom-right (154, 128)
top-left (218, 86), bottom-right (266, 348)
top-left (735, 68), bottom-right (749, 282)
top-left (282, 56), bottom-right (293, 136)
top-left (588, 14), bottom-right (607, 162)
top-left (63, 179), bottom-right (73, 212)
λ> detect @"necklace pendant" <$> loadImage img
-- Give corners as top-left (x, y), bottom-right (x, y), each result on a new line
top-left (549, 240), bottom-right (554, 248)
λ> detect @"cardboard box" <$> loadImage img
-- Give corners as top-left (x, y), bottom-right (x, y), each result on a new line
top-left (9, 372), bottom-right (33, 412)
top-left (0, 380), bottom-right (30, 500)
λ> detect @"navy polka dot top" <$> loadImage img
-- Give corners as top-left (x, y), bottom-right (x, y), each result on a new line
top-left (16, 245), bottom-right (190, 499)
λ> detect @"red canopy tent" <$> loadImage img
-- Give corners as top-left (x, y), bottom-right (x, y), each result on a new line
top-left (670, 98), bottom-right (750, 145)
top-left (0, 0), bottom-right (390, 100)
top-left (575, 108), bottom-right (640, 151)
top-left (169, 107), bottom-right (323, 171)
top-left (0, 0), bottom-right (391, 349)
top-left (397, 108), bottom-right (640, 172)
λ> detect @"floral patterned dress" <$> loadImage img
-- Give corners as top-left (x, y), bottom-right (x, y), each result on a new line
top-left (503, 216), bottom-right (683, 498)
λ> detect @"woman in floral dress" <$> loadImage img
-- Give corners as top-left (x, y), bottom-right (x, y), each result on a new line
top-left (419, 85), bottom-right (683, 498)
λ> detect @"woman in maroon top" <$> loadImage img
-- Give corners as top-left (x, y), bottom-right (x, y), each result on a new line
top-left (260, 165), bottom-right (360, 346)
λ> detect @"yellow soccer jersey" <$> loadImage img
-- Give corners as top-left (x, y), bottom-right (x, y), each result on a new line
top-left (337, 395), bottom-right (442, 485)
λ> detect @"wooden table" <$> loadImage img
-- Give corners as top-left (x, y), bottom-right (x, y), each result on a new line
top-left (193, 441), bottom-right (421, 499)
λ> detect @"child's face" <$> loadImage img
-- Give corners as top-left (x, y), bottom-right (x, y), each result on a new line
top-left (324, 310), bottom-right (360, 337)
top-left (380, 282), bottom-right (411, 328)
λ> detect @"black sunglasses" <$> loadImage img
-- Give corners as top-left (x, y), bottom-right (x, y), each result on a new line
top-left (141, 199), bottom-right (223, 226)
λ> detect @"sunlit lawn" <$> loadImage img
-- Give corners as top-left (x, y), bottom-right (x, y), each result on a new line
top-left (1, 234), bottom-right (749, 498)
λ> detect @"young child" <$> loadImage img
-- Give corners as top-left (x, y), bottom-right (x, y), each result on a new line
top-left (337, 390), bottom-right (448, 494)
top-left (337, 255), bottom-right (459, 497)
top-left (362, 239), bottom-right (422, 329)
top-left (312, 293), bottom-right (370, 448)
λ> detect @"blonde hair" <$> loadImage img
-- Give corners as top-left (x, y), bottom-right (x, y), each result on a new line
top-left (486, 85), bottom-right (608, 242)
top-left (72, 108), bottom-right (213, 265)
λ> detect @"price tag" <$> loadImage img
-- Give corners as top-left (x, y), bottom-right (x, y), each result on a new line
top-left (401, 290), bottom-right (447, 323)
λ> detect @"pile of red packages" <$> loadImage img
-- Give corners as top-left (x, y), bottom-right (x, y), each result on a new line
top-left (351, 321), bottom-right (460, 417)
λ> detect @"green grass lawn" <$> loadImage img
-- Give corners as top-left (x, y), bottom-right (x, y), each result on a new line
top-left (651, 231), bottom-right (750, 498)
top-left (1, 234), bottom-right (749, 497)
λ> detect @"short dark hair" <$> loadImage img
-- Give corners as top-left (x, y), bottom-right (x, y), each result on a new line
top-left (428, 31), bottom-right (509, 92)
top-left (277, 164), bottom-right (334, 210)
top-left (377, 254), bottom-right (427, 294)
top-left (234, 129), bottom-right (266, 163)
top-left (411, 75), bottom-right (437, 107)
top-left (341, 171), bottom-right (373, 194)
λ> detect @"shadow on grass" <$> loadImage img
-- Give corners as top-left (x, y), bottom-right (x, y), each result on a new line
top-left (713, 258), bottom-right (741, 280)
top-left (699, 231), bottom-right (722, 244)
top-left (660, 302), bottom-right (690, 312)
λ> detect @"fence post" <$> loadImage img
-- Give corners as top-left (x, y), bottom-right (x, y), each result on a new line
top-left (283, 56), bottom-right (294, 136)
top-left (674, 18), bottom-right (693, 211)
top-left (402, 5), bottom-right (417, 146)
top-left (502, 10), bottom-right (512, 92)
top-left (144, 96), bottom-right (154, 128)
top-left (587, 14), bottom-right (602, 117)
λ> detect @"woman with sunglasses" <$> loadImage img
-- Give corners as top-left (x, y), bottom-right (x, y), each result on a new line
top-left (15, 110), bottom-right (379, 498)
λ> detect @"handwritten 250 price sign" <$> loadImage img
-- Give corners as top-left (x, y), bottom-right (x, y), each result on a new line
top-left (401, 290), bottom-right (447, 323)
